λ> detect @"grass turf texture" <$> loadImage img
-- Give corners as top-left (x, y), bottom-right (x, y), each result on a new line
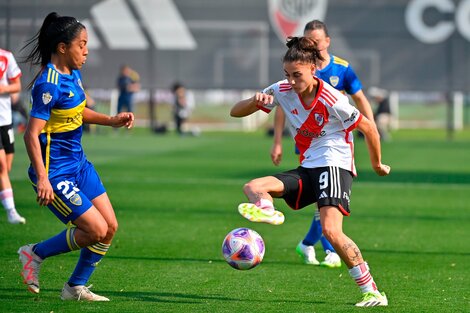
top-left (1, 128), bottom-right (469, 312)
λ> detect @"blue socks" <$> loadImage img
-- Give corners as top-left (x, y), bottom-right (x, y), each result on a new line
top-left (68, 243), bottom-right (110, 286)
top-left (33, 227), bottom-right (80, 259)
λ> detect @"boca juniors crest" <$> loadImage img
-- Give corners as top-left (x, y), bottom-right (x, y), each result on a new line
top-left (268, 0), bottom-right (328, 43)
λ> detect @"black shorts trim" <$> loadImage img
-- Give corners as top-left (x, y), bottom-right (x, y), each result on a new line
top-left (273, 166), bottom-right (353, 215)
top-left (0, 124), bottom-right (15, 154)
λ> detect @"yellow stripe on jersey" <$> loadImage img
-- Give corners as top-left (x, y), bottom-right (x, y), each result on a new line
top-left (43, 100), bottom-right (86, 133)
top-left (47, 68), bottom-right (59, 85)
top-left (333, 56), bottom-right (349, 67)
top-left (45, 132), bottom-right (51, 174)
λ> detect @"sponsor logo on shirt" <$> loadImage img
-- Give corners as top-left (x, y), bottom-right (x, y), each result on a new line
top-left (343, 110), bottom-right (358, 123)
top-left (296, 128), bottom-right (325, 138)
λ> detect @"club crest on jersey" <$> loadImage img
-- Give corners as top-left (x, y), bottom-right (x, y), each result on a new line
top-left (268, 0), bottom-right (328, 43)
top-left (70, 193), bottom-right (82, 206)
top-left (315, 113), bottom-right (324, 126)
top-left (42, 92), bottom-right (52, 105)
top-left (329, 76), bottom-right (339, 87)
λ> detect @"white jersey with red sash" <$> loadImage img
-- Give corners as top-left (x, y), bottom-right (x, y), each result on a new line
top-left (259, 77), bottom-right (362, 175)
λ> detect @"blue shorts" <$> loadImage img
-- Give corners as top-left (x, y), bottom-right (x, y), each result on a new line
top-left (31, 161), bottom-right (106, 224)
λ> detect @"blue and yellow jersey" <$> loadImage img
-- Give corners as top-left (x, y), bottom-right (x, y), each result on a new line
top-left (28, 63), bottom-right (87, 181)
top-left (316, 54), bottom-right (362, 95)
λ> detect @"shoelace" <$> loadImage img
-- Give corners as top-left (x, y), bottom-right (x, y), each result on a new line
top-left (77, 284), bottom-right (94, 301)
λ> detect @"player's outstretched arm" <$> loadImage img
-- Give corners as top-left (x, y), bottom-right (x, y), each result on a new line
top-left (271, 107), bottom-right (285, 166)
top-left (230, 92), bottom-right (273, 117)
top-left (356, 115), bottom-right (390, 176)
top-left (83, 107), bottom-right (134, 129)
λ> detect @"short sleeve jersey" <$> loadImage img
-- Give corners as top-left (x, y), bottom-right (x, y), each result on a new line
top-left (0, 49), bottom-right (22, 126)
top-left (260, 77), bottom-right (362, 174)
top-left (28, 63), bottom-right (87, 180)
top-left (316, 55), bottom-right (362, 96)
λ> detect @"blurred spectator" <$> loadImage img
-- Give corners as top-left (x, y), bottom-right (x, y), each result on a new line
top-left (10, 92), bottom-right (28, 133)
top-left (171, 82), bottom-right (196, 135)
top-left (369, 87), bottom-right (391, 141)
top-left (117, 65), bottom-right (140, 113)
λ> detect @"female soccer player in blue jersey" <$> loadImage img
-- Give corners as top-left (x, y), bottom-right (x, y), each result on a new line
top-left (271, 20), bottom-right (376, 268)
top-left (18, 12), bottom-right (134, 301)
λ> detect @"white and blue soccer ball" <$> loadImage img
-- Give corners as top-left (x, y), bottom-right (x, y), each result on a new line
top-left (222, 227), bottom-right (265, 270)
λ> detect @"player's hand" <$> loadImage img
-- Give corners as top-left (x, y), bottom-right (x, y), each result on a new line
top-left (271, 144), bottom-right (283, 166)
top-left (112, 112), bottom-right (135, 129)
top-left (36, 177), bottom-right (54, 206)
top-left (374, 163), bottom-right (391, 176)
top-left (252, 92), bottom-right (273, 107)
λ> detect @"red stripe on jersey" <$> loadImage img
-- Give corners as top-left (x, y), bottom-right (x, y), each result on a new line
top-left (9, 72), bottom-right (22, 80)
top-left (294, 78), bottom-right (327, 162)
top-left (320, 91), bottom-right (336, 107)
top-left (344, 131), bottom-right (356, 175)
top-left (323, 87), bottom-right (337, 102)
top-left (279, 83), bottom-right (292, 92)
top-left (346, 113), bottom-right (363, 132)
top-left (256, 104), bottom-right (271, 113)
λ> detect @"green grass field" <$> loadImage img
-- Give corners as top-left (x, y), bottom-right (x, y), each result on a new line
top-left (1, 128), bottom-right (469, 312)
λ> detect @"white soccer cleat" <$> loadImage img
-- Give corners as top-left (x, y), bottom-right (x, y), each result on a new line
top-left (238, 203), bottom-right (285, 225)
top-left (320, 250), bottom-right (342, 268)
top-left (61, 283), bottom-right (110, 301)
top-left (295, 241), bottom-right (320, 265)
top-left (7, 209), bottom-right (26, 224)
top-left (18, 244), bottom-right (42, 294)
top-left (355, 292), bottom-right (388, 307)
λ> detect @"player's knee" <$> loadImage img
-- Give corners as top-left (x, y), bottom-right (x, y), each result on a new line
top-left (88, 223), bottom-right (108, 243)
top-left (107, 220), bottom-right (118, 238)
top-left (243, 180), bottom-right (260, 195)
top-left (322, 225), bottom-right (342, 244)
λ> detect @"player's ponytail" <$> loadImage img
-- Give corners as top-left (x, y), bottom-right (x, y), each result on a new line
top-left (283, 36), bottom-right (324, 66)
top-left (21, 12), bottom-right (85, 88)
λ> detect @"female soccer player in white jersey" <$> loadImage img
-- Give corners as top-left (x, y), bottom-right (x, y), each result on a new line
top-left (18, 12), bottom-right (134, 301)
top-left (231, 36), bottom-right (390, 307)
top-left (272, 20), bottom-right (376, 269)
top-left (0, 48), bottom-right (26, 224)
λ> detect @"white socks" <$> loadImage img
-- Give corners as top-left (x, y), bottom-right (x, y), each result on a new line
top-left (349, 262), bottom-right (380, 294)
top-left (0, 188), bottom-right (16, 211)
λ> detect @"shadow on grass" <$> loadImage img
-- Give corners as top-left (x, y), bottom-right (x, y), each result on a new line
top-left (0, 288), bottom-right (324, 305)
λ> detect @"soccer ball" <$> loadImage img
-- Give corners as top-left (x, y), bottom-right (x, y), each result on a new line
top-left (222, 227), bottom-right (265, 270)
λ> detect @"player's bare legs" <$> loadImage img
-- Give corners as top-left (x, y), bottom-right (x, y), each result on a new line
top-left (0, 149), bottom-right (25, 224)
top-left (319, 206), bottom-right (363, 267)
top-left (238, 176), bottom-right (285, 225)
top-left (320, 205), bottom-right (388, 307)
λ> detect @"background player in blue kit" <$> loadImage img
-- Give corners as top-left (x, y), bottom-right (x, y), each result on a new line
top-left (18, 12), bottom-right (134, 301)
top-left (271, 20), bottom-right (376, 268)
